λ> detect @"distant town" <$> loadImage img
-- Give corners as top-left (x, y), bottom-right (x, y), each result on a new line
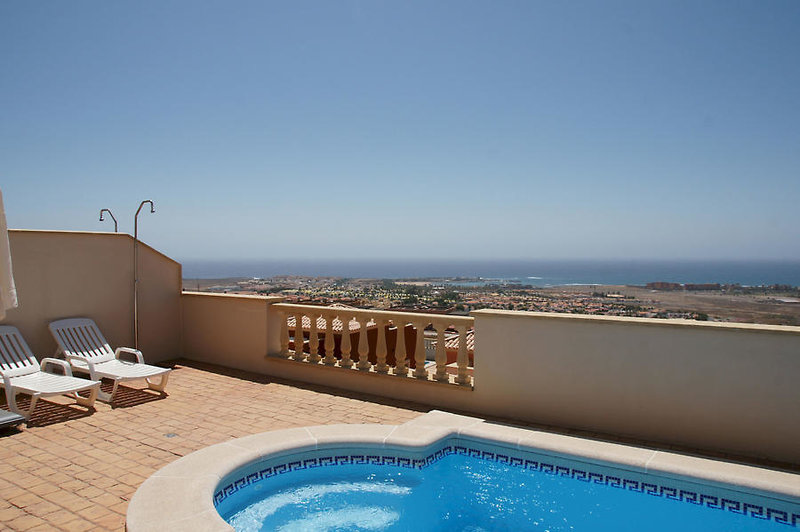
top-left (183, 276), bottom-right (800, 326)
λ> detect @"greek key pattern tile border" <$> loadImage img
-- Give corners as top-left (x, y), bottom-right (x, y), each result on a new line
top-left (214, 445), bottom-right (799, 527)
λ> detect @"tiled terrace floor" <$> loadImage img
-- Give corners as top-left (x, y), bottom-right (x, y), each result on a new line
top-left (0, 360), bottom-right (426, 531)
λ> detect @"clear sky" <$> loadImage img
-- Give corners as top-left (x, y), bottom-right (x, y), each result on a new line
top-left (2, 1), bottom-right (799, 261)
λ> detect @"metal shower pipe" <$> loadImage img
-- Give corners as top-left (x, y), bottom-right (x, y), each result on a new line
top-left (134, 200), bottom-right (155, 350)
top-left (99, 209), bottom-right (118, 232)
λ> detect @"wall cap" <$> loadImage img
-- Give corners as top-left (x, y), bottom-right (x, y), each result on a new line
top-left (470, 309), bottom-right (800, 334)
top-left (275, 302), bottom-right (474, 325)
top-left (9, 229), bottom-right (181, 266)
top-left (182, 291), bottom-right (285, 303)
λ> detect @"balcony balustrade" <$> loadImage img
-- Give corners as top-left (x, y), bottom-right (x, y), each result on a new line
top-left (273, 303), bottom-right (473, 386)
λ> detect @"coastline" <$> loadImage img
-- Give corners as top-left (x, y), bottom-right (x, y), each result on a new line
top-left (180, 259), bottom-right (800, 287)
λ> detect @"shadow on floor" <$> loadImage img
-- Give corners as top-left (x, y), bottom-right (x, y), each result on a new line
top-left (168, 358), bottom-right (432, 414)
top-left (0, 426), bottom-right (22, 436)
top-left (0, 378), bottom-right (169, 425)
top-left (0, 395), bottom-right (96, 428)
top-left (101, 380), bottom-right (168, 409)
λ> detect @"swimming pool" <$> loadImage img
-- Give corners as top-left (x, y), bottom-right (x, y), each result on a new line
top-left (126, 411), bottom-right (800, 531)
top-left (215, 440), bottom-right (800, 531)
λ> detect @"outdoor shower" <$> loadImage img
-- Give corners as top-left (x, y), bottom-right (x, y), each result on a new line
top-left (99, 208), bottom-right (118, 232)
top-left (134, 200), bottom-right (155, 349)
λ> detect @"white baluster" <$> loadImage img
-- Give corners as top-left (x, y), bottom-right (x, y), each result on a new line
top-left (357, 316), bottom-right (371, 371)
top-left (435, 322), bottom-right (448, 382)
top-left (413, 321), bottom-right (427, 379)
top-left (456, 325), bottom-right (469, 385)
top-left (279, 310), bottom-right (290, 358)
top-left (293, 313), bottom-right (306, 361)
top-left (340, 314), bottom-right (353, 368)
top-left (394, 320), bottom-right (408, 377)
top-left (375, 318), bottom-right (389, 374)
top-left (307, 312), bottom-right (320, 363)
top-left (324, 313), bottom-right (337, 365)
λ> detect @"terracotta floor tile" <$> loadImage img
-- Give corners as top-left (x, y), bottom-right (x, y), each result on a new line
top-left (6, 492), bottom-right (44, 509)
top-left (58, 518), bottom-right (97, 531)
top-left (92, 512), bottom-right (125, 530)
top-left (26, 524), bottom-right (56, 532)
top-left (6, 514), bottom-right (48, 531)
top-left (0, 506), bottom-right (26, 522)
top-left (38, 508), bottom-right (78, 524)
top-left (23, 500), bottom-right (62, 517)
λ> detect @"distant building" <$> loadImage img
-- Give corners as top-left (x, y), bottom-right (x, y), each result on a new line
top-left (645, 282), bottom-right (721, 292)
top-left (646, 282), bottom-right (682, 291)
top-left (685, 283), bottom-right (721, 291)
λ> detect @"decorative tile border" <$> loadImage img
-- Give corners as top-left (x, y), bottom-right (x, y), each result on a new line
top-left (214, 444), bottom-right (799, 528)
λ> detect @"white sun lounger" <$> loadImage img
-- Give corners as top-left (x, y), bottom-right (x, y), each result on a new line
top-left (49, 318), bottom-right (170, 403)
top-left (0, 325), bottom-right (100, 419)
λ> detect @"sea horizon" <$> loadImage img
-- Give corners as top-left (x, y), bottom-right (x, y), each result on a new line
top-left (180, 258), bottom-right (800, 287)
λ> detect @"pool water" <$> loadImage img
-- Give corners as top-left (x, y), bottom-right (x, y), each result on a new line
top-left (215, 446), bottom-right (799, 531)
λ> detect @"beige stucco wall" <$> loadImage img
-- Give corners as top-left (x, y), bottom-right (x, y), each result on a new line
top-left (472, 309), bottom-right (800, 464)
top-left (181, 292), bottom-right (274, 369)
top-left (1, 230), bottom-right (181, 362)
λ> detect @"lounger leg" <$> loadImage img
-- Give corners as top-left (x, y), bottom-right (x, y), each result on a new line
top-left (7, 390), bottom-right (38, 419)
top-left (109, 380), bottom-right (120, 402)
top-left (73, 386), bottom-right (99, 408)
top-left (95, 381), bottom-right (117, 404)
top-left (145, 373), bottom-right (169, 393)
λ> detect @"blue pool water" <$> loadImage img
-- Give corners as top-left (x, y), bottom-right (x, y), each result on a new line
top-left (215, 444), bottom-right (800, 531)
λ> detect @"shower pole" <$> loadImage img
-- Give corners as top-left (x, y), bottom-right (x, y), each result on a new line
top-left (134, 200), bottom-right (155, 350)
top-left (99, 209), bottom-right (118, 232)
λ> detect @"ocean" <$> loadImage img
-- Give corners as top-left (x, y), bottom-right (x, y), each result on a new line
top-left (180, 259), bottom-right (800, 287)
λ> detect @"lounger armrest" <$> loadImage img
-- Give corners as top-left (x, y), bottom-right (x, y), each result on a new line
top-left (66, 354), bottom-right (96, 372)
top-left (1, 373), bottom-right (11, 389)
top-left (115, 347), bottom-right (144, 364)
top-left (40, 358), bottom-right (74, 377)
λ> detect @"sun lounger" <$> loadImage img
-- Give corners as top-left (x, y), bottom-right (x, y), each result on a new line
top-left (0, 325), bottom-right (100, 419)
top-left (49, 318), bottom-right (170, 403)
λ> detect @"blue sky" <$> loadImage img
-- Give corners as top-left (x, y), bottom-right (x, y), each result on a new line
top-left (2, 1), bottom-right (799, 261)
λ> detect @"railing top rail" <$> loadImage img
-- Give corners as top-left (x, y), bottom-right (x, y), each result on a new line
top-left (182, 291), bottom-right (285, 302)
top-left (470, 308), bottom-right (800, 334)
top-left (274, 302), bottom-right (474, 326)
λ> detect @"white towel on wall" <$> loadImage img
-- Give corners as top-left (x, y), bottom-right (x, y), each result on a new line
top-left (0, 188), bottom-right (18, 321)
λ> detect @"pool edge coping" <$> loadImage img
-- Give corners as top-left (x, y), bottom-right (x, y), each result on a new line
top-left (125, 410), bottom-right (800, 532)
